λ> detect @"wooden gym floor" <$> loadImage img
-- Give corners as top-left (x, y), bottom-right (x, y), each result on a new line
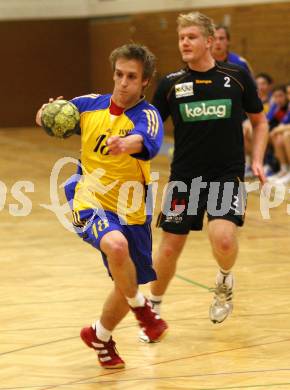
top-left (1, 127), bottom-right (290, 390)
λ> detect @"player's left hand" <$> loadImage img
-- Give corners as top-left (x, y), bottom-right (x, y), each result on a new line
top-left (107, 136), bottom-right (126, 155)
top-left (252, 161), bottom-right (266, 185)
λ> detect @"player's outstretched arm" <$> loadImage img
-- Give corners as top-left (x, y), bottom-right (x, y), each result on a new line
top-left (248, 111), bottom-right (269, 184)
top-left (107, 135), bottom-right (143, 156)
top-left (35, 96), bottom-right (64, 126)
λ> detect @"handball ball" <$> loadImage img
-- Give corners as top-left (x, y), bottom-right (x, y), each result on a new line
top-left (41, 99), bottom-right (80, 138)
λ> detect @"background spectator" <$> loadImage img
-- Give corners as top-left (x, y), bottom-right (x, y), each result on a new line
top-left (268, 83), bottom-right (290, 184)
top-left (211, 24), bottom-right (253, 74)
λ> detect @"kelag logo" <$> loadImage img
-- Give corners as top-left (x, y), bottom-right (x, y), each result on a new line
top-left (179, 99), bottom-right (232, 122)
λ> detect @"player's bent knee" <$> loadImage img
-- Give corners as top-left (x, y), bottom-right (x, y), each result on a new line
top-left (213, 235), bottom-right (236, 255)
top-left (106, 239), bottom-right (129, 258)
top-left (102, 238), bottom-right (129, 263)
top-left (160, 238), bottom-right (186, 260)
top-left (162, 244), bottom-right (180, 259)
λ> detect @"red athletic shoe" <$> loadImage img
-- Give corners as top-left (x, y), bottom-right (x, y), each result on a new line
top-left (80, 326), bottom-right (125, 369)
top-left (130, 299), bottom-right (168, 342)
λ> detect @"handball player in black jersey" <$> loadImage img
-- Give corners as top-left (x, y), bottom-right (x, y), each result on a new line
top-left (140, 11), bottom-right (268, 337)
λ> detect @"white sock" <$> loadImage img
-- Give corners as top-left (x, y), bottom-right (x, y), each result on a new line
top-left (217, 269), bottom-right (233, 288)
top-left (245, 155), bottom-right (251, 167)
top-left (280, 163), bottom-right (288, 173)
top-left (220, 268), bottom-right (231, 275)
top-left (149, 293), bottom-right (163, 304)
top-left (93, 320), bottom-right (111, 342)
top-left (126, 291), bottom-right (145, 308)
top-left (149, 294), bottom-right (162, 315)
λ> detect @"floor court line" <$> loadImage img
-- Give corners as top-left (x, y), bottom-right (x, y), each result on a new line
top-left (175, 273), bottom-right (211, 290)
top-left (2, 367), bottom-right (290, 390)
top-left (2, 308), bottom-right (290, 335)
top-left (0, 336), bottom-right (78, 357)
top-left (34, 338), bottom-right (290, 390)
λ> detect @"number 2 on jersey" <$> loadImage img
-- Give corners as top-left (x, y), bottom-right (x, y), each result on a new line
top-left (224, 77), bottom-right (231, 88)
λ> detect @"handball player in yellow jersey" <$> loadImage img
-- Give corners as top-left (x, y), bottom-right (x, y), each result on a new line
top-left (36, 44), bottom-right (167, 369)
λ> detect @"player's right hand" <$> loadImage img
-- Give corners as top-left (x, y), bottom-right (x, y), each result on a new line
top-left (252, 161), bottom-right (266, 185)
top-left (35, 96), bottom-right (64, 126)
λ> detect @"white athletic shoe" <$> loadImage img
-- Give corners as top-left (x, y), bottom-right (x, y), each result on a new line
top-left (138, 328), bottom-right (160, 343)
top-left (274, 172), bottom-right (290, 185)
top-left (244, 165), bottom-right (253, 178)
top-left (209, 273), bottom-right (234, 324)
top-left (267, 169), bottom-right (288, 183)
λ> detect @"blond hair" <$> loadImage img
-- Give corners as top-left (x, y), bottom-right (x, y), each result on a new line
top-left (177, 11), bottom-right (215, 38)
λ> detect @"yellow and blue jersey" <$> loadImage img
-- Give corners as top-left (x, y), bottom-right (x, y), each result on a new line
top-left (67, 93), bottom-right (163, 225)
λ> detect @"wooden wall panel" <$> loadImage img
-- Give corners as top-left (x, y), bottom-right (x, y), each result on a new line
top-left (89, 17), bottom-right (133, 94)
top-left (0, 19), bottom-right (90, 127)
top-left (130, 2), bottom-right (290, 85)
top-left (125, 2), bottom-right (289, 135)
top-left (43, 2), bottom-right (290, 135)
top-left (0, 2), bottom-right (289, 127)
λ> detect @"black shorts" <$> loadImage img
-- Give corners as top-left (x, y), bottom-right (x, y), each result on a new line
top-left (157, 173), bottom-right (247, 234)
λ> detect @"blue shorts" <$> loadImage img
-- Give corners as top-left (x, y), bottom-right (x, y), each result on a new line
top-left (64, 172), bottom-right (156, 284)
top-left (76, 210), bottom-right (156, 285)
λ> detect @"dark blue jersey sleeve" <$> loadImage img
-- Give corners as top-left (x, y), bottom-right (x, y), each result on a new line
top-left (70, 94), bottom-right (106, 135)
top-left (130, 106), bottom-right (164, 161)
top-left (70, 94), bottom-right (103, 112)
top-left (228, 52), bottom-right (252, 75)
top-left (70, 96), bottom-right (86, 113)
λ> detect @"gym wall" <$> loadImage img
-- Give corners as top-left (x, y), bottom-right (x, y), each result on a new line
top-left (89, 2), bottom-right (290, 100)
top-left (0, 19), bottom-right (90, 127)
top-left (0, 1), bottom-right (289, 127)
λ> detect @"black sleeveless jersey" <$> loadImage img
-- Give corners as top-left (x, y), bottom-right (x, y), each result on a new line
top-left (152, 62), bottom-right (263, 179)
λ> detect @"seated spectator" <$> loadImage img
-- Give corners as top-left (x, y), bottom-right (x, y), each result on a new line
top-left (212, 24), bottom-right (253, 74)
top-left (255, 73), bottom-right (273, 114)
top-left (263, 84), bottom-right (288, 176)
top-left (267, 85), bottom-right (288, 130)
top-left (268, 83), bottom-right (290, 184)
top-left (244, 73), bottom-right (274, 177)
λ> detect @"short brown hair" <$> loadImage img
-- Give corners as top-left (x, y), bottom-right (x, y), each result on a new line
top-left (177, 11), bottom-right (215, 38)
top-left (110, 43), bottom-right (156, 80)
top-left (215, 24), bottom-right (231, 40)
